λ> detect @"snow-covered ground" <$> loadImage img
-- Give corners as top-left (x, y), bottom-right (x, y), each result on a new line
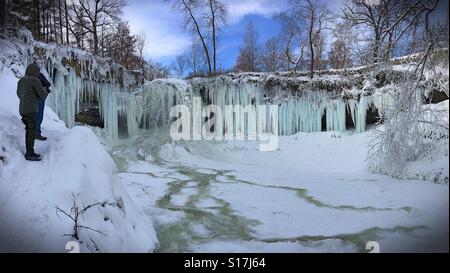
top-left (108, 124), bottom-right (449, 253)
top-left (0, 69), bottom-right (158, 252)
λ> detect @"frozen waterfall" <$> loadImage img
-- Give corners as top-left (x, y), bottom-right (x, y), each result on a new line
top-left (42, 60), bottom-right (392, 140)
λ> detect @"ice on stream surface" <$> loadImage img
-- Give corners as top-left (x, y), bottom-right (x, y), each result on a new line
top-left (108, 129), bottom-right (449, 253)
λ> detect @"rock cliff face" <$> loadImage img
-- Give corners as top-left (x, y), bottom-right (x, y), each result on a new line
top-left (75, 108), bottom-right (104, 128)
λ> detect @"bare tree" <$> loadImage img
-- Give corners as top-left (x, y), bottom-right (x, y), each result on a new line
top-left (291, 0), bottom-right (334, 78)
top-left (313, 31), bottom-right (326, 70)
top-left (343, 0), bottom-right (430, 63)
top-left (171, 55), bottom-right (188, 78)
top-left (145, 59), bottom-right (171, 80)
top-left (261, 37), bottom-right (283, 72)
top-left (278, 0), bottom-right (333, 76)
top-left (69, 4), bottom-right (91, 49)
top-left (408, 21), bottom-right (449, 55)
top-left (136, 30), bottom-right (146, 75)
top-left (172, 0), bottom-right (213, 76)
top-left (234, 20), bottom-right (260, 72)
top-left (328, 38), bottom-right (351, 69)
top-left (205, 0), bottom-right (226, 75)
top-left (171, 0), bottom-right (227, 76)
top-left (277, 12), bottom-right (307, 72)
top-left (71, 0), bottom-right (126, 54)
top-left (64, 0), bottom-right (70, 44)
top-left (103, 20), bottom-right (137, 69)
top-left (368, 1), bottom-right (445, 181)
top-left (186, 41), bottom-right (207, 76)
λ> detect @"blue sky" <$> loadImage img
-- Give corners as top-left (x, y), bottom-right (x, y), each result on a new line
top-left (123, 0), bottom-right (449, 70)
top-left (123, 0), bottom-right (291, 69)
top-left (218, 14), bottom-right (283, 69)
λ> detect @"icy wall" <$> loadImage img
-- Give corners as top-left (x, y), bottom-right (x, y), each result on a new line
top-left (1, 27), bottom-right (447, 141)
top-left (13, 25), bottom-right (443, 140)
top-left (134, 52), bottom-right (447, 139)
top-left (32, 40), bottom-right (143, 140)
top-left (187, 74), bottom-right (397, 136)
top-left (38, 58), bottom-right (422, 140)
top-left (136, 75), bottom-right (398, 139)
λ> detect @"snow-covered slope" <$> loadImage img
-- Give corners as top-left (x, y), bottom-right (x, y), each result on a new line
top-left (0, 67), bottom-right (157, 252)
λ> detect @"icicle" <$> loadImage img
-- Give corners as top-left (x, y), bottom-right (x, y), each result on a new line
top-left (355, 96), bottom-right (368, 133)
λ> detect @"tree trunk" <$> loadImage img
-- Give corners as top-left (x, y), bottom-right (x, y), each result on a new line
top-left (32, 0), bottom-right (39, 38)
top-left (188, 6), bottom-right (211, 76)
top-left (93, 27), bottom-right (98, 53)
top-left (92, 1), bottom-right (99, 54)
top-left (209, 0), bottom-right (216, 75)
top-left (36, 0), bottom-right (41, 39)
top-left (59, 0), bottom-right (63, 44)
top-left (0, 0), bottom-right (5, 29)
top-left (42, 7), bottom-right (47, 41)
top-left (64, 0), bottom-right (69, 45)
top-left (386, 31), bottom-right (394, 61)
top-left (309, 14), bottom-right (315, 79)
top-left (373, 29), bottom-right (381, 63)
top-left (46, 6), bottom-right (50, 42)
top-left (51, 0), bottom-right (56, 42)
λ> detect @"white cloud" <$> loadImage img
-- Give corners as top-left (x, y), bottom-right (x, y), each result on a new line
top-left (226, 0), bottom-right (290, 23)
top-left (123, 0), bottom-right (191, 60)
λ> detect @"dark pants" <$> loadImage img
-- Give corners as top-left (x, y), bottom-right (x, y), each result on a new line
top-left (21, 113), bottom-right (36, 154)
top-left (35, 99), bottom-right (45, 135)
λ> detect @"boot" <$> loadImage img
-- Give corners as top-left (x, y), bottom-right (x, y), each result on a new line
top-left (35, 135), bottom-right (47, 141)
top-left (25, 152), bottom-right (41, 161)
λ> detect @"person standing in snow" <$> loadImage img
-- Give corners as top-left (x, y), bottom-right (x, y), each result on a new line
top-left (35, 72), bottom-right (51, 141)
top-left (16, 63), bottom-right (48, 161)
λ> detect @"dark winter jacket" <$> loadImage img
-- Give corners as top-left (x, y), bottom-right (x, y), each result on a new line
top-left (38, 73), bottom-right (51, 94)
top-left (17, 63), bottom-right (48, 115)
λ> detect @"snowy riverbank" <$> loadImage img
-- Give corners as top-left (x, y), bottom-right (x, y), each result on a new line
top-left (0, 69), bottom-right (158, 252)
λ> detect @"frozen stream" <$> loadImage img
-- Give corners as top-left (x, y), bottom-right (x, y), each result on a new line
top-left (108, 130), bottom-right (449, 253)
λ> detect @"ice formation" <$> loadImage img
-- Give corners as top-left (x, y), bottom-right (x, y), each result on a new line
top-left (44, 62), bottom-right (135, 140)
top-left (35, 43), bottom-right (142, 140)
top-left (138, 79), bottom-right (400, 139)
top-left (31, 42), bottom-right (436, 141)
top-left (2, 27), bottom-right (444, 141)
top-left (41, 57), bottom-right (397, 140)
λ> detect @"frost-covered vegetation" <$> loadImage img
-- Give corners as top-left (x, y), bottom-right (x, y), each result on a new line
top-left (369, 53), bottom-right (449, 184)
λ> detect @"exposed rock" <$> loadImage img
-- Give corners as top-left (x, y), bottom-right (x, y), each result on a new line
top-left (75, 108), bottom-right (104, 128)
top-left (345, 106), bottom-right (381, 129)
